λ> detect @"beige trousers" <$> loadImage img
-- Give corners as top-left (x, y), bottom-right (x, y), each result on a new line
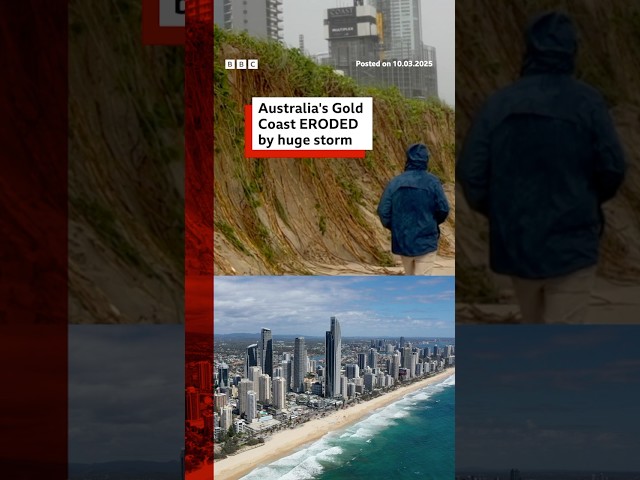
top-left (400, 251), bottom-right (438, 275)
top-left (510, 266), bottom-right (598, 324)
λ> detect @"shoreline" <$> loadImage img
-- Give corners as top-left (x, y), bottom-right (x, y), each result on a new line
top-left (213, 367), bottom-right (455, 480)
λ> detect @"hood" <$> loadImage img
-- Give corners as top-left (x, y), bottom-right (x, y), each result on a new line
top-left (404, 143), bottom-right (429, 171)
top-left (521, 11), bottom-right (577, 76)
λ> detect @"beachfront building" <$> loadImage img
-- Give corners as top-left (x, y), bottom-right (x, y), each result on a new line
top-left (258, 373), bottom-right (271, 405)
top-left (347, 382), bottom-right (357, 399)
top-left (325, 317), bottom-right (342, 398)
top-left (294, 337), bottom-right (307, 393)
top-left (238, 378), bottom-right (253, 417)
top-left (363, 372), bottom-right (376, 392)
top-left (272, 376), bottom-right (286, 410)
top-left (220, 404), bottom-right (233, 432)
top-left (247, 390), bottom-right (258, 420)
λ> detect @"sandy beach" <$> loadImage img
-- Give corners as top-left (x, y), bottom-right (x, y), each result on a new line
top-left (214, 367), bottom-right (455, 480)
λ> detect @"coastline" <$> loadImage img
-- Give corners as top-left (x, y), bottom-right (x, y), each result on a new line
top-left (214, 367), bottom-right (455, 480)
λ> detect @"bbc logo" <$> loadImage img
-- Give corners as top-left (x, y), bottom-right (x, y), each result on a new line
top-left (225, 59), bottom-right (259, 70)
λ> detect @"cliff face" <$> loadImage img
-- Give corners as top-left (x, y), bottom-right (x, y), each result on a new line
top-left (69, 1), bottom-right (185, 323)
top-left (214, 27), bottom-right (456, 275)
top-left (456, 0), bottom-right (640, 303)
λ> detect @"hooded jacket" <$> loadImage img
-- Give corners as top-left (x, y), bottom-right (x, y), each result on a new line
top-left (457, 11), bottom-right (626, 279)
top-left (377, 143), bottom-right (449, 257)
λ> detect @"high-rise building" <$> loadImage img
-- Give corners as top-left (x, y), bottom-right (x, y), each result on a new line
top-left (248, 366), bottom-right (262, 393)
top-left (391, 352), bottom-right (400, 380)
top-left (282, 359), bottom-right (292, 392)
top-left (369, 0), bottom-right (422, 59)
top-left (272, 376), bottom-right (287, 410)
top-left (245, 344), bottom-right (258, 377)
top-left (217, 0), bottom-right (283, 41)
top-left (357, 352), bottom-right (367, 371)
top-left (363, 372), bottom-right (375, 392)
top-left (246, 390), bottom-right (258, 420)
top-left (368, 348), bottom-right (378, 371)
top-left (345, 363), bottom-right (360, 379)
top-left (347, 381), bottom-right (357, 399)
top-left (258, 373), bottom-right (271, 405)
top-left (238, 378), bottom-right (253, 417)
top-left (259, 328), bottom-right (274, 378)
top-left (217, 363), bottom-right (230, 389)
top-left (340, 375), bottom-right (348, 398)
top-left (325, 316), bottom-right (342, 398)
top-left (402, 346), bottom-right (412, 370)
top-left (400, 336), bottom-right (406, 348)
top-left (293, 337), bottom-right (307, 393)
top-left (220, 405), bottom-right (233, 433)
top-left (213, 392), bottom-right (228, 413)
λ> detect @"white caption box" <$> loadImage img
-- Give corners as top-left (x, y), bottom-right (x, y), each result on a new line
top-left (252, 97), bottom-right (373, 151)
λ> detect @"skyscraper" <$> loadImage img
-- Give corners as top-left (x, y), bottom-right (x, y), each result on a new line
top-left (259, 328), bottom-right (273, 378)
top-left (245, 344), bottom-right (258, 377)
top-left (217, 0), bottom-right (283, 41)
top-left (371, 0), bottom-right (422, 59)
top-left (345, 363), bottom-right (360, 379)
top-left (246, 390), bottom-right (258, 420)
top-left (282, 359), bottom-right (292, 392)
top-left (357, 352), bottom-right (367, 371)
top-left (272, 376), bottom-right (286, 410)
top-left (238, 378), bottom-right (253, 417)
top-left (258, 373), bottom-right (271, 405)
top-left (325, 316), bottom-right (342, 398)
top-left (248, 365), bottom-right (262, 393)
top-left (220, 405), bottom-right (233, 433)
top-left (293, 337), bottom-right (307, 393)
top-left (217, 363), bottom-right (230, 389)
top-left (368, 347), bottom-right (378, 371)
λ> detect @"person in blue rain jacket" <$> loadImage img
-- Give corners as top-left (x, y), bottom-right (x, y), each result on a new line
top-left (377, 143), bottom-right (449, 275)
top-left (457, 11), bottom-right (626, 323)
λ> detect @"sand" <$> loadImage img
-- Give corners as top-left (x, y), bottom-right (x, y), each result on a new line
top-left (214, 367), bottom-right (455, 480)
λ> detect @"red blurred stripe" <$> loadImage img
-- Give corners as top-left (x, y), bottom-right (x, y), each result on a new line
top-left (0, 1), bottom-right (68, 479)
top-left (185, 2), bottom-right (213, 479)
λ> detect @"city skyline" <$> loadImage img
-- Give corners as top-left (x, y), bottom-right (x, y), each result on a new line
top-left (214, 276), bottom-right (455, 337)
top-left (281, 0), bottom-right (454, 105)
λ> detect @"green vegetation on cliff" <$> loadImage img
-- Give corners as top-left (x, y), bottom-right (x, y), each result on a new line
top-left (214, 26), bottom-right (455, 275)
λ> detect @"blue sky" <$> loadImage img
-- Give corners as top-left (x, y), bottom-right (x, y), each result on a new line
top-left (456, 325), bottom-right (640, 472)
top-left (214, 276), bottom-right (454, 337)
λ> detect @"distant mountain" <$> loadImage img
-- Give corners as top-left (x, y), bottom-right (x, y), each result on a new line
top-left (69, 460), bottom-right (180, 479)
top-left (215, 333), bottom-right (454, 341)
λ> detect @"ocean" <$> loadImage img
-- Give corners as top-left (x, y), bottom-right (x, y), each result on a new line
top-left (241, 375), bottom-right (455, 480)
